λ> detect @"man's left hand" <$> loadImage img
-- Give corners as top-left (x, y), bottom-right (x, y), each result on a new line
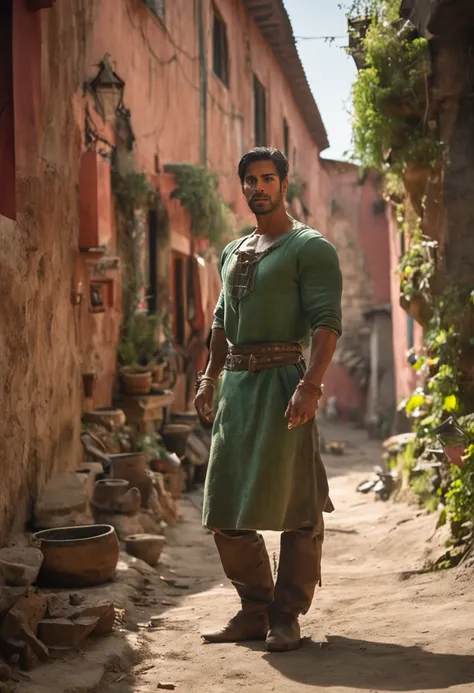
top-left (285, 387), bottom-right (320, 429)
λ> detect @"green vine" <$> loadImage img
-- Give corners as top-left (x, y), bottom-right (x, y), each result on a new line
top-left (164, 163), bottom-right (233, 244)
top-left (286, 175), bottom-right (310, 221)
top-left (112, 167), bottom-right (156, 349)
top-left (400, 286), bottom-right (474, 545)
top-left (350, 0), bottom-right (442, 181)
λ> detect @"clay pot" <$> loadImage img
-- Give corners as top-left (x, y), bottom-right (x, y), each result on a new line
top-left (108, 453), bottom-right (153, 507)
top-left (34, 524), bottom-right (119, 588)
top-left (91, 479), bottom-right (142, 516)
top-left (161, 424), bottom-right (192, 458)
top-left (125, 534), bottom-right (166, 567)
top-left (120, 370), bottom-right (152, 396)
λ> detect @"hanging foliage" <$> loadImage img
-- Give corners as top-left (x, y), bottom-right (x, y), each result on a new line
top-left (350, 0), bottom-right (442, 182)
top-left (164, 163), bottom-right (233, 245)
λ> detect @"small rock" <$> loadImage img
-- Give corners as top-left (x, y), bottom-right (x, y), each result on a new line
top-left (69, 593), bottom-right (85, 607)
top-left (157, 684), bottom-right (176, 691)
top-left (0, 549), bottom-right (44, 588)
top-left (38, 616), bottom-right (99, 650)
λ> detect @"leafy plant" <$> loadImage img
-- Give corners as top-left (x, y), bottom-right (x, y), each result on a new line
top-left (118, 313), bottom-right (159, 366)
top-left (350, 0), bottom-right (441, 180)
top-left (398, 227), bottom-right (437, 301)
top-left (112, 167), bottom-right (156, 343)
top-left (286, 174), bottom-right (310, 221)
top-left (165, 163), bottom-right (233, 244)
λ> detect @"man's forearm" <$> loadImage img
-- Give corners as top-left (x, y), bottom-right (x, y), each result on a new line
top-left (303, 327), bottom-right (338, 387)
top-left (205, 328), bottom-right (228, 380)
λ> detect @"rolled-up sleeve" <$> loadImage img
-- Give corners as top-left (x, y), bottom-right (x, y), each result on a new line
top-left (298, 236), bottom-right (343, 338)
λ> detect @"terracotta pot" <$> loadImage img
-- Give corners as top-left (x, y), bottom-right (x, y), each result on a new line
top-left (91, 479), bottom-right (141, 515)
top-left (161, 424), bottom-right (192, 458)
top-left (108, 453), bottom-right (153, 507)
top-left (121, 371), bottom-right (152, 396)
top-left (34, 524), bottom-right (119, 588)
top-left (91, 407), bottom-right (126, 428)
top-left (125, 534), bottom-right (166, 567)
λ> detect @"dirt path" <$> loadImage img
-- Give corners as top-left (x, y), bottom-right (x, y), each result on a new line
top-left (100, 423), bottom-right (474, 693)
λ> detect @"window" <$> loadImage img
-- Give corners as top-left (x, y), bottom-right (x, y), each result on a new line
top-left (283, 119), bottom-right (289, 158)
top-left (213, 9), bottom-right (229, 87)
top-left (145, 0), bottom-right (165, 19)
top-left (253, 75), bottom-right (266, 146)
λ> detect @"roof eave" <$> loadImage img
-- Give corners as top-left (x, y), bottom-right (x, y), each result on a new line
top-left (243, 0), bottom-right (329, 152)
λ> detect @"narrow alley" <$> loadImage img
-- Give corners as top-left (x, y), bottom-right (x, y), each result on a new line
top-left (1, 1), bottom-right (474, 691)
top-left (18, 424), bottom-right (474, 693)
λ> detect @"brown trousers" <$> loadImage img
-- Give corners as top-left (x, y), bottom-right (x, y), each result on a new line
top-left (213, 524), bottom-right (323, 617)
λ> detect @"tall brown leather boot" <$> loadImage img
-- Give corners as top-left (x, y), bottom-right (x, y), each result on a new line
top-left (266, 525), bottom-right (323, 652)
top-left (202, 530), bottom-right (274, 643)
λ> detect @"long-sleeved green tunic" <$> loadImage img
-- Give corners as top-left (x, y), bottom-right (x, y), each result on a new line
top-left (202, 221), bottom-right (342, 531)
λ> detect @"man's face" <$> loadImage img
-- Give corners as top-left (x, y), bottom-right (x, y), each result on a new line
top-left (242, 160), bottom-right (287, 216)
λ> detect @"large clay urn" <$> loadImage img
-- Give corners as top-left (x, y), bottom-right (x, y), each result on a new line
top-left (108, 453), bottom-right (153, 507)
top-left (34, 524), bottom-right (119, 588)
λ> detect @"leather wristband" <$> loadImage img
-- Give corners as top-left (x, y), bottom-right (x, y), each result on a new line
top-left (195, 372), bottom-right (215, 394)
top-left (296, 380), bottom-right (324, 400)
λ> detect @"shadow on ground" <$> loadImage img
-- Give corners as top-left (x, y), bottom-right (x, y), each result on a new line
top-left (235, 635), bottom-right (474, 691)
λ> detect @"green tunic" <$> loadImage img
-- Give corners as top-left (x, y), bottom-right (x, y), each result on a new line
top-left (202, 221), bottom-right (343, 531)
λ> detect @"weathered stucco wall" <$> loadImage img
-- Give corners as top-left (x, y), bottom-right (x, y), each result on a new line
top-left (0, 0), bottom-right (96, 543)
top-left (320, 160), bottom-right (393, 420)
top-left (90, 0), bottom-right (325, 231)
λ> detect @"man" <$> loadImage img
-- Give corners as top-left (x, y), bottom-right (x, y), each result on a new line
top-left (194, 147), bottom-right (342, 652)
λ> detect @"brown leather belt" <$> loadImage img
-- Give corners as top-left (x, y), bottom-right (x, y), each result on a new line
top-left (225, 342), bottom-right (304, 373)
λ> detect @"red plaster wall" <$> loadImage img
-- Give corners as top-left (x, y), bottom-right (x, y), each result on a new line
top-left (89, 0), bottom-right (324, 233)
top-left (320, 161), bottom-right (393, 419)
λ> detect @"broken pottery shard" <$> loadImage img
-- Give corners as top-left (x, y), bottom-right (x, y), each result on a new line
top-left (34, 472), bottom-right (92, 530)
top-left (0, 549), bottom-right (43, 587)
top-left (0, 610), bottom-right (49, 662)
top-left (46, 595), bottom-right (115, 636)
top-left (10, 589), bottom-right (47, 634)
top-left (38, 616), bottom-right (100, 649)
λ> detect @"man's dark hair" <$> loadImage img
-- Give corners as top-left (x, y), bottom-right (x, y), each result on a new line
top-left (238, 147), bottom-right (289, 184)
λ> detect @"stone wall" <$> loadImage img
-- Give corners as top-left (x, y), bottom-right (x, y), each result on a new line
top-left (0, 0), bottom-right (96, 543)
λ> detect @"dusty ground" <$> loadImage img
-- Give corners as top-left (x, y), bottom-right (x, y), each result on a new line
top-left (21, 422), bottom-right (474, 693)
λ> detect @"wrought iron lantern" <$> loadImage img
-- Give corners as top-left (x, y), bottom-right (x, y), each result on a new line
top-left (88, 56), bottom-right (125, 121)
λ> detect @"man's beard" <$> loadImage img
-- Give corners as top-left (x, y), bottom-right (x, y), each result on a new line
top-left (248, 191), bottom-right (282, 216)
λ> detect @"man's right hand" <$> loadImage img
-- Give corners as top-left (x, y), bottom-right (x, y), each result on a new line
top-left (194, 383), bottom-right (215, 426)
